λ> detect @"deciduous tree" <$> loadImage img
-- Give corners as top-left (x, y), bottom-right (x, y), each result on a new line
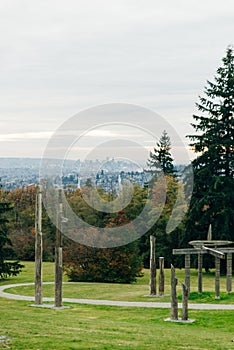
top-left (0, 185), bottom-right (23, 279)
top-left (63, 210), bottom-right (143, 283)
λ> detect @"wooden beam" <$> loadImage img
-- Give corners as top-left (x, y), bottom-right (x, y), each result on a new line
top-left (189, 240), bottom-right (233, 247)
top-left (173, 248), bottom-right (206, 255)
top-left (173, 247), bottom-right (227, 258)
top-left (217, 248), bottom-right (234, 254)
top-left (201, 246), bottom-right (225, 259)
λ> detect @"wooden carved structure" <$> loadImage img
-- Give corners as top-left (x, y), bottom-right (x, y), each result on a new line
top-left (173, 225), bottom-right (234, 298)
top-left (149, 235), bottom-right (156, 295)
top-left (35, 185), bottom-right (43, 305)
top-left (149, 236), bottom-right (165, 296)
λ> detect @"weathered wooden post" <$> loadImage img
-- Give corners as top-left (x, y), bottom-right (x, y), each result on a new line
top-left (226, 253), bottom-right (232, 294)
top-left (35, 185), bottom-right (43, 305)
top-left (150, 235), bottom-right (156, 295)
top-left (215, 257), bottom-right (220, 299)
top-left (170, 264), bottom-right (178, 320)
top-left (185, 254), bottom-right (190, 296)
top-left (207, 224), bottom-right (212, 241)
top-left (55, 188), bottom-right (63, 307)
top-left (198, 253), bottom-right (203, 294)
top-left (159, 257), bottom-right (164, 296)
top-left (181, 282), bottom-right (189, 321)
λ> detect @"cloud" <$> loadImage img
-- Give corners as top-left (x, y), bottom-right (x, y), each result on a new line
top-left (0, 0), bottom-right (233, 161)
top-left (0, 131), bottom-right (53, 142)
top-left (84, 129), bottom-right (125, 138)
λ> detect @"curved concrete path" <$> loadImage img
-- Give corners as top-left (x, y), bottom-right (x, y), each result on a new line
top-left (1, 282), bottom-right (234, 310)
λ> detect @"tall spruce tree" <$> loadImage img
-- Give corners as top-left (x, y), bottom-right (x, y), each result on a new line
top-left (0, 186), bottom-right (23, 279)
top-left (186, 47), bottom-right (234, 245)
top-left (146, 130), bottom-right (176, 178)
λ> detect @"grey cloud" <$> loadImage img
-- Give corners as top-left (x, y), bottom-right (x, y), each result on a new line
top-left (0, 0), bottom-right (233, 159)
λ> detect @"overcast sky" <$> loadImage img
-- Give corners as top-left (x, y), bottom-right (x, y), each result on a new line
top-left (0, 0), bottom-right (234, 164)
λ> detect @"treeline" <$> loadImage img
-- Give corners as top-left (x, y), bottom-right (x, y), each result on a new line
top-left (0, 175), bottom-right (184, 282)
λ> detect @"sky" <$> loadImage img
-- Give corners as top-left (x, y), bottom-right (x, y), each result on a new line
top-left (0, 0), bottom-right (234, 165)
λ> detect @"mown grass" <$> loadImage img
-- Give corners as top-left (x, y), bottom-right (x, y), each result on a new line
top-left (4, 262), bottom-right (234, 304)
top-left (0, 262), bottom-right (234, 349)
top-left (1, 299), bottom-right (234, 349)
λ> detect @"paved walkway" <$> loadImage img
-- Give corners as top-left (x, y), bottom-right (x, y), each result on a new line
top-left (1, 282), bottom-right (234, 310)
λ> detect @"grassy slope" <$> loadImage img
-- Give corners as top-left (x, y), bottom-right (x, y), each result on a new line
top-left (0, 262), bottom-right (234, 350)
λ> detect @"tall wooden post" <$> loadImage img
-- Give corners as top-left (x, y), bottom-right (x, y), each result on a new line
top-left (215, 257), bottom-right (220, 299)
top-left (207, 224), bottom-right (212, 241)
top-left (149, 236), bottom-right (156, 295)
top-left (55, 188), bottom-right (63, 307)
top-left (35, 185), bottom-right (43, 305)
top-left (226, 253), bottom-right (232, 294)
top-left (159, 257), bottom-right (164, 296)
top-left (181, 282), bottom-right (189, 321)
top-left (185, 254), bottom-right (190, 297)
top-left (170, 264), bottom-right (178, 320)
top-left (198, 253), bottom-right (203, 294)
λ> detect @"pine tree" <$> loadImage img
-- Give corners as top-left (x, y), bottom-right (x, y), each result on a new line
top-left (0, 186), bottom-right (23, 279)
top-left (146, 130), bottom-right (176, 178)
top-left (186, 47), bottom-right (234, 245)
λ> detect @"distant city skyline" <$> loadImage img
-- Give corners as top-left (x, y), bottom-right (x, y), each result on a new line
top-left (0, 156), bottom-right (148, 190)
top-left (0, 155), bottom-right (188, 191)
top-left (0, 1), bottom-right (233, 163)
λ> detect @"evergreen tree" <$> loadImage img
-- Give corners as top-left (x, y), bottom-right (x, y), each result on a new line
top-left (186, 47), bottom-right (234, 246)
top-left (146, 130), bottom-right (176, 178)
top-left (0, 190), bottom-right (23, 279)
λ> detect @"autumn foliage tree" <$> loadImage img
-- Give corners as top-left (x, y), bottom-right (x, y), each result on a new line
top-left (0, 185), bottom-right (23, 279)
top-left (0, 186), bottom-right (56, 261)
top-left (63, 210), bottom-right (143, 283)
top-left (139, 174), bottom-right (184, 267)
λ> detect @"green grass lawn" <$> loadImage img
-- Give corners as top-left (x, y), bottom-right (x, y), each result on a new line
top-left (4, 262), bottom-right (234, 304)
top-left (0, 262), bottom-right (234, 349)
